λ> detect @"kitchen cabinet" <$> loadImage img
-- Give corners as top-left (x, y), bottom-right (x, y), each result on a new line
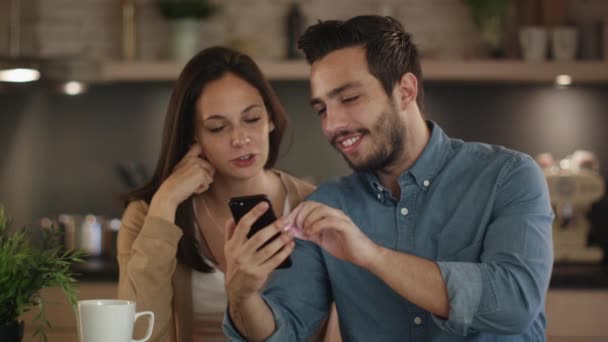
top-left (546, 289), bottom-right (608, 340)
top-left (19, 282), bottom-right (118, 342)
top-left (95, 60), bottom-right (608, 83)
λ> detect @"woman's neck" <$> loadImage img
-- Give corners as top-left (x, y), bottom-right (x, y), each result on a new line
top-left (204, 169), bottom-right (278, 207)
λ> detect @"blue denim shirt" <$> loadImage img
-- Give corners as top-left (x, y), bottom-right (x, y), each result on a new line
top-left (224, 122), bottom-right (554, 341)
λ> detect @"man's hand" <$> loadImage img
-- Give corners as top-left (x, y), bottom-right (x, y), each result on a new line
top-left (287, 201), bottom-right (379, 268)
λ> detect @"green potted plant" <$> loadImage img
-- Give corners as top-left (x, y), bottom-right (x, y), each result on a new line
top-left (0, 205), bottom-right (84, 342)
top-left (465, 0), bottom-right (509, 58)
top-left (157, 0), bottom-right (219, 60)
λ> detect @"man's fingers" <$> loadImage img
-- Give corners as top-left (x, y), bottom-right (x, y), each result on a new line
top-left (305, 216), bottom-right (344, 238)
top-left (302, 205), bottom-right (337, 230)
top-left (294, 201), bottom-right (323, 229)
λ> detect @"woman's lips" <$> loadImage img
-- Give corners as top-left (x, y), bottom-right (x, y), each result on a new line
top-left (231, 153), bottom-right (257, 167)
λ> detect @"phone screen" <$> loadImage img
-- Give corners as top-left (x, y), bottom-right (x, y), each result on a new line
top-left (228, 194), bottom-right (292, 269)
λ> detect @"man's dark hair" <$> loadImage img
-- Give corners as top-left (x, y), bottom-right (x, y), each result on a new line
top-left (298, 15), bottom-right (424, 110)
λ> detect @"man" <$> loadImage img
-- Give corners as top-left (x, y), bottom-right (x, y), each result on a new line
top-left (223, 15), bottom-right (553, 341)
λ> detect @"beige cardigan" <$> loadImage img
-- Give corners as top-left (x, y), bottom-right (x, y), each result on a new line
top-left (117, 171), bottom-right (340, 342)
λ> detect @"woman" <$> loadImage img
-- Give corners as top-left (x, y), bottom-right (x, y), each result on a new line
top-left (117, 47), bottom-right (340, 342)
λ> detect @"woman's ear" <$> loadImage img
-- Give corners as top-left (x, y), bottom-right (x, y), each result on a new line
top-left (269, 122), bottom-right (275, 132)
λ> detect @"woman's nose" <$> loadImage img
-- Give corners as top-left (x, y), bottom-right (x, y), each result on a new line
top-left (231, 129), bottom-right (251, 148)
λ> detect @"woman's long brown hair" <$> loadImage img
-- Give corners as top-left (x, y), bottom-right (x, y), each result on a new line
top-left (125, 46), bottom-right (288, 272)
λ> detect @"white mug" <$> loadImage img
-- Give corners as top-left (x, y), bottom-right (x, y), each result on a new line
top-left (519, 26), bottom-right (548, 62)
top-left (552, 26), bottom-right (578, 61)
top-left (77, 299), bottom-right (154, 342)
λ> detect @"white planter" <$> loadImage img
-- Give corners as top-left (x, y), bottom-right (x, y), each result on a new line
top-left (169, 19), bottom-right (202, 61)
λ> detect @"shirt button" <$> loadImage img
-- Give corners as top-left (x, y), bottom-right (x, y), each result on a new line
top-left (414, 316), bottom-right (422, 325)
top-left (400, 207), bottom-right (409, 216)
top-left (423, 180), bottom-right (430, 187)
top-left (377, 194), bottom-right (382, 200)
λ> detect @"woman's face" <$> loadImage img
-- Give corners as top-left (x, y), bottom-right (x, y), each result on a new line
top-left (194, 72), bottom-right (274, 180)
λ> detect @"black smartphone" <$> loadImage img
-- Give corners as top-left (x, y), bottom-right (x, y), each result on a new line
top-left (228, 194), bottom-right (292, 269)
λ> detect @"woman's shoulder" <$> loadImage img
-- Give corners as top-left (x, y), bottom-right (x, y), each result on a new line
top-left (121, 200), bottom-right (150, 232)
top-left (273, 169), bottom-right (316, 200)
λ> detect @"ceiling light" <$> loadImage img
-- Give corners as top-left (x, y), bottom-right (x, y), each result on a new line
top-left (60, 81), bottom-right (87, 95)
top-left (0, 67), bottom-right (40, 82)
top-left (0, 0), bottom-right (41, 82)
top-left (1, 0), bottom-right (100, 83)
top-left (555, 74), bottom-right (572, 87)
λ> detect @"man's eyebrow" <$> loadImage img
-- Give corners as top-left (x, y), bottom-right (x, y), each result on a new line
top-left (309, 82), bottom-right (363, 107)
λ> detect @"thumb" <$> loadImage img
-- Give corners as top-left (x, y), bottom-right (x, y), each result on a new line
top-left (224, 218), bottom-right (237, 241)
top-left (283, 204), bottom-right (304, 239)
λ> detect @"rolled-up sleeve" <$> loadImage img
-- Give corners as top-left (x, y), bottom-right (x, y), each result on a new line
top-left (433, 154), bottom-right (554, 335)
top-left (223, 239), bottom-right (332, 341)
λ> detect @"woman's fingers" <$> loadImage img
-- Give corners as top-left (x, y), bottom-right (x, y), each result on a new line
top-left (259, 240), bottom-right (295, 273)
top-left (231, 202), bottom-right (269, 244)
top-left (243, 217), bottom-right (288, 252)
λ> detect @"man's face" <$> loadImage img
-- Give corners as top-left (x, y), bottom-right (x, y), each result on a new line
top-left (309, 46), bottom-right (405, 172)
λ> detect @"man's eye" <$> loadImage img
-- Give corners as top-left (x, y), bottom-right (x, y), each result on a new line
top-left (315, 107), bottom-right (326, 116)
top-left (343, 95), bottom-right (359, 103)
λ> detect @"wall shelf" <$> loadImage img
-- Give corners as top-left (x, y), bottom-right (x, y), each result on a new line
top-left (96, 59), bottom-right (608, 83)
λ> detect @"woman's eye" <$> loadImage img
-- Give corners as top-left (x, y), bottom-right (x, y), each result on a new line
top-left (208, 126), bottom-right (225, 133)
top-left (245, 117), bottom-right (261, 123)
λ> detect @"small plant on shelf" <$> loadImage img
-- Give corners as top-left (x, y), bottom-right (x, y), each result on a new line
top-left (0, 204), bottom-right (85, 342)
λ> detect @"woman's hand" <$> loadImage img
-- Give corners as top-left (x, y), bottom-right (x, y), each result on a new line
top-left (148, 144), bottom-right (215, 222)
top-left (224, 202), bottom-right (295, 305)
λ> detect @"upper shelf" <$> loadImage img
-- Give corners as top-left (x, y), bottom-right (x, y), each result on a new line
top-left (96, 59), bottom-right (608, 83)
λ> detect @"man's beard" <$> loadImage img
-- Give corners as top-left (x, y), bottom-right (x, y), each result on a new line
top-left (332, 103), bottom-right (405, 173)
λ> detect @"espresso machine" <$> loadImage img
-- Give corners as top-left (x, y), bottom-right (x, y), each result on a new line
top-left (538, 151), bottom-right (606, 263)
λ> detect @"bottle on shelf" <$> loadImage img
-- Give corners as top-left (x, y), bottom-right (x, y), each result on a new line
top-left (285, 3), bottom-right (304, 59)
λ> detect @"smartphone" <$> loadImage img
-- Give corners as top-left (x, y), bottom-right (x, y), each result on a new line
top-left (228, 194), bottom-right (292, 269)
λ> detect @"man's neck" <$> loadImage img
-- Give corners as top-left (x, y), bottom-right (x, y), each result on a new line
top-left (376, 116), bottom-right (430, 198)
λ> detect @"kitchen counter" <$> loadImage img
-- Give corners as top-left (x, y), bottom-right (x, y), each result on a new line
top-left (550, 262), bottom-right (608, 288)
top-left (72, 257), bottom-right (608, 288)
top-left (71, 256), bottom-right (118, 282)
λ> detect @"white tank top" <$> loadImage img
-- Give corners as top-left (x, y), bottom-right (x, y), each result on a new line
top-left (191, 196), bottom-right (292, 341)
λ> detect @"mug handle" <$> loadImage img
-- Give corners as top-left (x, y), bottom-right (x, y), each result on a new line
top-left (132, 311), bottom-right (155, 342)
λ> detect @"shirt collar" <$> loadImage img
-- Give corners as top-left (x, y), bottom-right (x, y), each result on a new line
top-left (362, 120), bottom-right (452, 194)
top-left (405, 120), bottom-right (451, 190)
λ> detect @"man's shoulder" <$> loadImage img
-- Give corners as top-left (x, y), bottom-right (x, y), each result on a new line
top-left (452, 139), bottom-right (533, 168)
top-left (306, 173), bottom-right (364, 205)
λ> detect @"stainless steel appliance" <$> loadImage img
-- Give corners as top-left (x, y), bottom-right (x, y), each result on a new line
top-left (539, 150), bottom-right (606, 263)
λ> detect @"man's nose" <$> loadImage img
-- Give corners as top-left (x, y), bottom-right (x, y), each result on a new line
top-left (323, 105), bottom-right (349, 137)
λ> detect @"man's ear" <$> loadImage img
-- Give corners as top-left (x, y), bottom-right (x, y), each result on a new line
top-left (269, 121), bottom-right (275, 132)
top-left (394, 72), bottom-right (418, 110)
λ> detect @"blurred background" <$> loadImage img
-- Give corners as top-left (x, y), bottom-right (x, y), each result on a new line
top-left (1, 0), bottom-right (608, 340)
